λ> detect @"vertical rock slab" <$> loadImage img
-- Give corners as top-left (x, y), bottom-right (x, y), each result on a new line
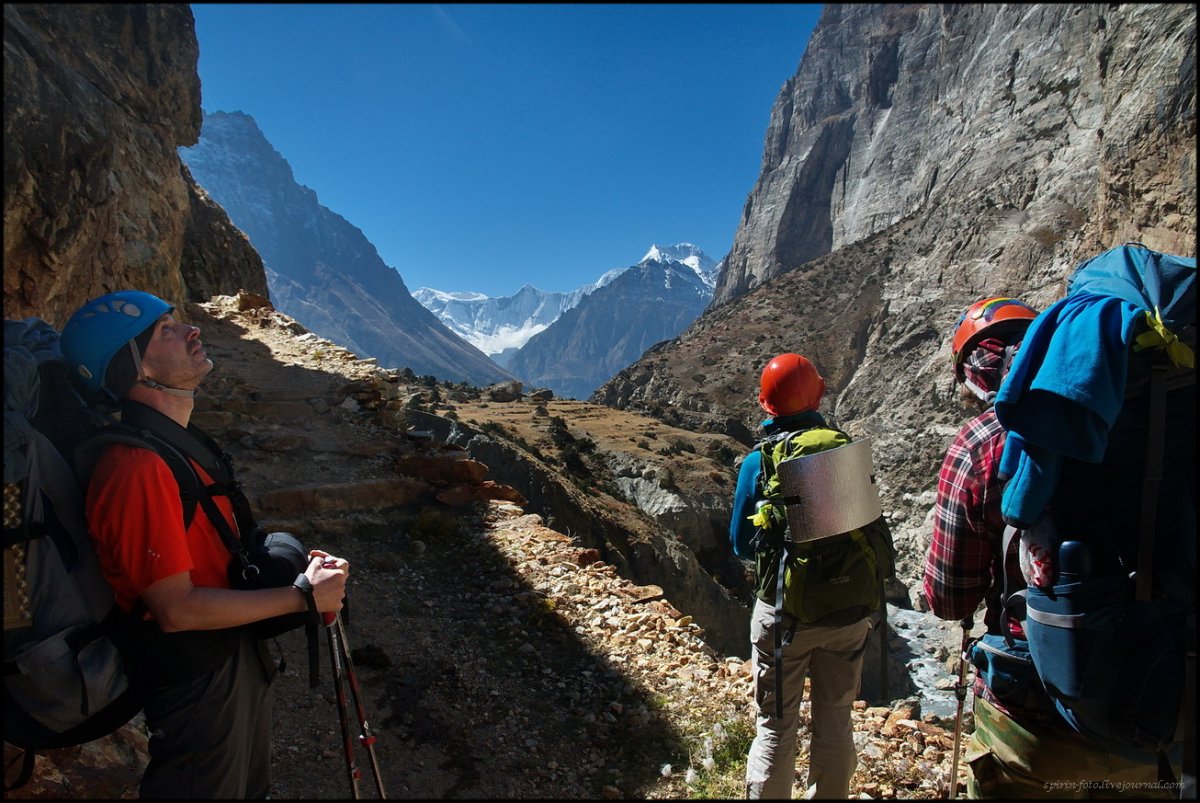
top-left (3, 4), bottom-right (266, 325)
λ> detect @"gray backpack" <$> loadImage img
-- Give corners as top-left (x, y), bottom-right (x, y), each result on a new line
top-left (3, 318), bottom-right (143, 791)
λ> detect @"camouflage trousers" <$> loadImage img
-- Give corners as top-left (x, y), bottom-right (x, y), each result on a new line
top-left (965, 697), bottom-right (1177, 799)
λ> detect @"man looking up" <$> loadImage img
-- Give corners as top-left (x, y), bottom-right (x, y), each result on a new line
top-left (61, 290), bottom-right (350, 799)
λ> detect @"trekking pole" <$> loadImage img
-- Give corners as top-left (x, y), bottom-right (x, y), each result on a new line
top-left (947, 616), bottom-right (974, 799)
top-left (878, 571), bottom-right (889, 701)
top-left (326, 610), bottom-right (362, 799)
top-left (333, 613), bottom-right (387, 799)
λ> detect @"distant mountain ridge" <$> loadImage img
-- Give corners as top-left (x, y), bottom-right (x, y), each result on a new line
top-left (412, 276), bottom-right (619, 365)
top-left (179, 110), bottom-right (512, 385)
top-left (416, 243), bottom-right (721, 397)
top-left (506, 255), bottom-right (716, 400)
top-left (415, 243), bottom-right (719, 362)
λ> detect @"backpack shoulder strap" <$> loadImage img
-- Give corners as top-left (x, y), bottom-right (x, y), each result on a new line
top-left (1135, 350), bottom-right (1169, 602)
top-left (116, 402), bottom-right (230, 485)
top-left (754, 433), bottom-right (786, 494)
top-left (113, 403), bottom-right (259, 571)
top-left (74, 426), bottom-right (203, 531)
top-left (76, 424), bottom-right (256, 577)
top-left (998, 524), bottom-right (1026, 647)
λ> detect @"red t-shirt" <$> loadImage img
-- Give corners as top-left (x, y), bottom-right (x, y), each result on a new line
top-left (86, 444), bottom-right (237, 614)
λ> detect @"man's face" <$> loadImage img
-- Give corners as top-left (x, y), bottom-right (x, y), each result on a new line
top-left (957, 379), bottom-right (986, 412)
top-left (139, 313), bottom-right (213, 390)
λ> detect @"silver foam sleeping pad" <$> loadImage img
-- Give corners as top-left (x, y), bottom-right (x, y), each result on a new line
top-left (774, 437), bottom-right (881, 543)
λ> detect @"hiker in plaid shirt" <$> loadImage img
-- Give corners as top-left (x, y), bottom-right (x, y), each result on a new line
top-left (923, 377), bottom-right (1020, 638)
top-left (923, 297), bottom-right (1172, 799)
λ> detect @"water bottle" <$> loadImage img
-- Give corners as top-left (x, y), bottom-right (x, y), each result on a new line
top-left (1057, 541), bottom-right (1092, 582)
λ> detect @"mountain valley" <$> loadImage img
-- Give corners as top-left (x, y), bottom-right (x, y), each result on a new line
top-left (4, 2), bottom-right (1194, 798)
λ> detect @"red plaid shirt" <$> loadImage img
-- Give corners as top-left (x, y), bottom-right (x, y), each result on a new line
top-left (923, 408), bottom-right (1025, 635)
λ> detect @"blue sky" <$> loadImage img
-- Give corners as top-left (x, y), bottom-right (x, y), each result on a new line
top-left (191, 4), bottom-right (822, 297)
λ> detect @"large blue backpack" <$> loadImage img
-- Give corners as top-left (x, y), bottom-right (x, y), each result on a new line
top-left (994, 244), bottom-right (1195, 790)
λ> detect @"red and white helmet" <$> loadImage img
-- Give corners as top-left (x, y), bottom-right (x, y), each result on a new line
top-left (950, 297), bottom-right (1039, 382)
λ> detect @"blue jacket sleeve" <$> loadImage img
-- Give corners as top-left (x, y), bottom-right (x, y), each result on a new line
top-left (729, 450), bottom-right (762, 558)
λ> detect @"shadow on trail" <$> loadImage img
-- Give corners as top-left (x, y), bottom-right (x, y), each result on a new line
top-left (271, 506), bottom-right (701, 800)
top-left (191, 302), bottom-right (706, 799)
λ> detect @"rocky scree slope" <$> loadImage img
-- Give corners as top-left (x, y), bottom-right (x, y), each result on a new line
top-left (7, 295), bottom-right (961, 800)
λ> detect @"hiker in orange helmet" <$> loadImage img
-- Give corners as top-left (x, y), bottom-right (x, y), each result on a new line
top-left (732, 353), bottom-right (888, 798)
top-left (758, 353), bottom-right (826, 418)
top-left (948, 296), bottom-right (1038, 404)
top-left (923, 297), bottom-right (1169, 798)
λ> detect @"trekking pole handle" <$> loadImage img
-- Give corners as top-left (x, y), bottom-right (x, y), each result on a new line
top-left (319, 559), bottom-right (340, 626)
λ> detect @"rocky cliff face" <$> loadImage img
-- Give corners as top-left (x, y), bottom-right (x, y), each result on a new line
top-left (600, 3), bottom-right (1196, 594)
top-left (2, 4), bottom-right (266, 327)
top-left (711, 3), bottom-right (1195, 309)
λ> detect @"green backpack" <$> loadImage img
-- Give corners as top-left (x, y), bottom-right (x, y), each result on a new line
top-left (750, 426), bottom-right (895, 626)
top-left (749, 425), bottom-right (896, 718)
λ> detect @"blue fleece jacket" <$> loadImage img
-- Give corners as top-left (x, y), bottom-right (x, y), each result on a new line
top-left (995, 244), bottom-right (1196, 526)
top-left (995, 293), bottom-right (1143, 525)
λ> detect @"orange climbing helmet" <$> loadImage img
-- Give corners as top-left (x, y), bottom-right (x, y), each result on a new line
top-left (950, 297), bottom-right (1039, 381)
top-left (758, 353), bottom-right (826, 417)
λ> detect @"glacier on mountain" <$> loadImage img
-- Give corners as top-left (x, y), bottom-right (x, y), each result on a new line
top-left (639, 243), bottom-right (720, 290)
top-left (415, 244), bottom-right (721, 358)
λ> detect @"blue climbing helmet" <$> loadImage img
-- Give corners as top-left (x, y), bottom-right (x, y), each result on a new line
top-left (61, 290), bottom-right (173, 394)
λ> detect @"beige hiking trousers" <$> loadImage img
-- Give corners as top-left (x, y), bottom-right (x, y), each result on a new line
top-left (745, 598), bottom-right (871, 799)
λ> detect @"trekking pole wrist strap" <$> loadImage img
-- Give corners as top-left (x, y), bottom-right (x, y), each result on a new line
top-left (293, 571), bottom-right (315, 601)
top-left (293, 573), bottom-right (322, 688)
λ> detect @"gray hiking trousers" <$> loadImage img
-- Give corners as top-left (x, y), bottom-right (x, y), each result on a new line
top-left (140, 627), bottom-right (275, 799)
top-left (745, 598), bottom-right (871, 799)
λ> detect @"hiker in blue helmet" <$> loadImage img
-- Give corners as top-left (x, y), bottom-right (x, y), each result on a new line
top-left (61, 290), bottom-right (178, 397)
top-left (922, 296), bottom-right (1169, 798)
top-left (61, 290), bottom-right (351, 799)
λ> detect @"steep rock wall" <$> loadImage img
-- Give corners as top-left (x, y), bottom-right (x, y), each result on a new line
top-left (3, 4), bottom-right (265, 326)
top-left (601, 3), bottom-right (1196, 595)
top-left (712, 3), bottom-right (1195, 308)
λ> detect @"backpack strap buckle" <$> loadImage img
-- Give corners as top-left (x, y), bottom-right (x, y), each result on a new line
top-left (999, 524), bottom-right (1026, 647)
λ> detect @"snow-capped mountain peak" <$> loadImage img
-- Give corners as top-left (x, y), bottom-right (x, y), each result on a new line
top-left (415, 242), bottom-right (723, 378)
top-left (638, 243), bottom-right (720, 289)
